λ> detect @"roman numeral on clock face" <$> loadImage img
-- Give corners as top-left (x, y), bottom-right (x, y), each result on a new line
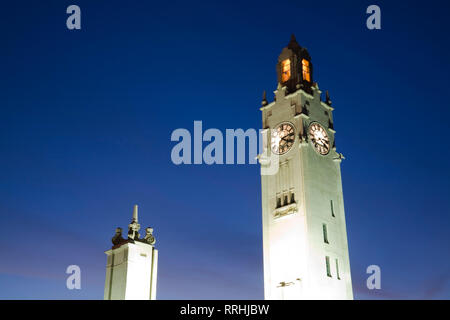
top-left (309, 122), bottom-right (330, 155)
top-left (271, 122), bottom-right (295, 155)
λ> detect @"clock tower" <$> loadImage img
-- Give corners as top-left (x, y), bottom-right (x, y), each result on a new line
top-left (259, 35), bottom-right (353, 300)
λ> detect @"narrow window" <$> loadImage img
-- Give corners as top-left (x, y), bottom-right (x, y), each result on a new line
top-left (290, 193), bottom-right (295, 204)
top-left (276, 197), bottom-right (281, 208)
top-left (302, 59), bottom-right (310, 82)
top-left (326, 256), bottom-right (331, 277)
top-left (331, 200), bottom-right (335, 217)
top-left (284, 195), bottom-right (288, 206)
top-left (281, 59), bottom-right (291, 82)
top-left (336, 259), bottom-right (341, 280)
top-left (323, 223), bottom-right (329, 244)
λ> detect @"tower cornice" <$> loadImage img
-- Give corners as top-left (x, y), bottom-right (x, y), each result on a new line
top-left (260, 87), bottom-right (334, 111)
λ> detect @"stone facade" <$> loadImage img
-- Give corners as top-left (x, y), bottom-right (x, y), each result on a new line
top-left (259, 36), bottom-right (353, 300)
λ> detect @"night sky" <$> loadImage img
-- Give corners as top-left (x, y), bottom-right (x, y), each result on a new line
top-left (1, 0), bottom-right (450, 299)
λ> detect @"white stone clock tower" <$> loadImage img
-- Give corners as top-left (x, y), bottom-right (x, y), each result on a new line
top-left (259, 35), bottom-right (353, 300)
top-left (104, 205), bottom-right (158, 300)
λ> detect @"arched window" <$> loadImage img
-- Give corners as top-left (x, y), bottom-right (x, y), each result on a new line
top-left (302, 59), bottom-right (310, 82)
top-left (281, 59), bottom-right (291, 82)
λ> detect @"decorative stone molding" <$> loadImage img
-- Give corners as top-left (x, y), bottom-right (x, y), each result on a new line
top-left (143, 227), bottom-right (156, 245)
top-left (333, 153), bottom-right (345, 162)
top-left (111, 205), bottom-right (156, 248)
top-left (274, 202), bottom-right (298, 219)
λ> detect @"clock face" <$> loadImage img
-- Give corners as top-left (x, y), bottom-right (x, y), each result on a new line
top-left (309, 122), bottom-right (330, 155)
top-left (271, 122), bottom-right (295, 155)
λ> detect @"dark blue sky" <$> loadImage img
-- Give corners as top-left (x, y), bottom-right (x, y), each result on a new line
top-left (1, 0), bottom-right (449, 299)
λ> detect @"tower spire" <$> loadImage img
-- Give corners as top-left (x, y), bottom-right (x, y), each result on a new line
top-left (132, 204), bottom-right (138, 222)
top-left (289, 34), bottom-right (297, 44)
top-left (325, 90), bottom-right (332, 106)
top-left (262, 90), bottom-right (268, 106)
top-left (128, 204), bottom-right (141, 240)
top-left (287, 33), bottom-right (301, 52)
